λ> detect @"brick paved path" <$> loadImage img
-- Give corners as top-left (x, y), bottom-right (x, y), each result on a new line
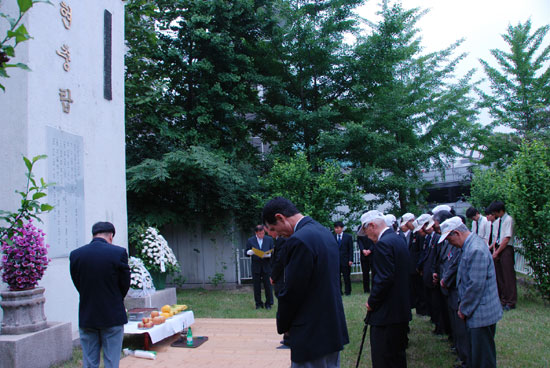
top-left (120, 318), bottom-right (291, 368)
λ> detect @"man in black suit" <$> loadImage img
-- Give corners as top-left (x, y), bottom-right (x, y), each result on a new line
top-left (357, 235), bottom-right (373, 293)
top-left (334, 221), bottom-right (353, 296)
top-left (359, 210), bottom-right (411, 368)
top-left (246, 225), bottom-right (274, 309)
top-left (265, 226), bottom-right (290, 347)
top-left (69, 222), bottom-right (130, 368)
top-left (263, 197), bottom-right (349, 367)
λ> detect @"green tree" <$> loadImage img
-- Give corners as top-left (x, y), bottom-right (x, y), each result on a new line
top-left (477, 20), bottom-right (550, 167)
top-left (506, 140), bottom-right (550, 301)
top-left (126, 146), bottom-right (260, 229)
top-left (479, 20), bottom-right (550, 135)
top-left (0, 0), bottom-right (51, 91)
top-left (257, 0), bottom-right (363, 164)
top-left (321, 1), bottom-right (479, 212)
top-left (125, 0), bottom-right (272, 165)
top-left (259, 153), bottom-right (364, 227)
top-left (468, 167), bottom-right (509, 211)
top-left (124, 0), bottom-right (275, 228)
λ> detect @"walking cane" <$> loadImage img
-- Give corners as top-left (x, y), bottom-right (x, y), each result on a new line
top-left (355, 312), bottom-right (370, 368)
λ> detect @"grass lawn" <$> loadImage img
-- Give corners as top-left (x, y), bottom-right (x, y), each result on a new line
top-left (54, 275), bottom-right (549, 367)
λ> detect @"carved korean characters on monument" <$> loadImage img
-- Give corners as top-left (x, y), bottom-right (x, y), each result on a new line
top-left (56, 1), bottom-right (73, 113)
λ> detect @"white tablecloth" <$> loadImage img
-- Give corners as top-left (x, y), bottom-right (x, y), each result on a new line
top-left (124, 311), bottom-right (195, 344)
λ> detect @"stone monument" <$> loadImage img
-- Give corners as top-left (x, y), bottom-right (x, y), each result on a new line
top-left (0, 0), bottom-right (127, 366)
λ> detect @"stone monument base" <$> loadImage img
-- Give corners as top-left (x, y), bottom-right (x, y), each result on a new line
top-left (0, 322), bottom-right (72, 368)
top-left (124, 287), bottom-right (177, 310)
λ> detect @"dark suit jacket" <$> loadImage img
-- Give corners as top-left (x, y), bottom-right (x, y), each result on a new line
top-left (419, 233), bottom-right (440, 288)
top-left (441, 246), bottom-right (462, 307)
top-left (245, 235), bottom-right (274, 274)
top-left (368, 229), bottom-right (412, 326)
top-left (334, 232), bottom-right (353, 265)
top-left (69, 237), bottom-right (130, 328)
top-left (277, 217), bottom-right (349, 363)
top-left (357, 235), bottom-right (373, 253)
top-left (271, 237), bottom-right (287, 286)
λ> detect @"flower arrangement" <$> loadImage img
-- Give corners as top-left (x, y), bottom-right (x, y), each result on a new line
top-left (135, 227), bottom-right (179, 275)
top-left (0, 155), bottom-right (53, 291)
top-left (129, 256), bottom-right (154, 290)
top-left (1, 219), bottom-right (50, 290)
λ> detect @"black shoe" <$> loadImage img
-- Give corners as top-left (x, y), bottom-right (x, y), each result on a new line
top-left (503, 305), bottom-right (511, 311)
top-left (265, 305), bottom-right (272, 310)
top-left (256, 304), bottom-right (264, 309)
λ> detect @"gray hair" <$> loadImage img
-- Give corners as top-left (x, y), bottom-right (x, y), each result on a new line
top-left (371, 218), bottom-right (387, 227)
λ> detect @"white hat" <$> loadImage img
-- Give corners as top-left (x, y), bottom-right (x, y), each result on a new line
top-left (438, 216), bottom-right (464, 243)
top-left (384, 214), bottom-right (397, 227)
top-left (357, 210), bottom-right (385, 236)
top-left (401, 213), bottom-right (415, 225)
top-left (432, 204), bottom-right (451, 214)
top-left (413, 214), bottom-right (432, 233)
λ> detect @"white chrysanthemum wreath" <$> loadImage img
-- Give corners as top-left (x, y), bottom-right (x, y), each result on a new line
top-left (136, 227), bottom-right (179, 275)
top-left (129, 256), bottom-right (154, 290)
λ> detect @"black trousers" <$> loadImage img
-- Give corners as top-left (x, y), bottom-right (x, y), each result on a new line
top-left (448, 302), bottom-right (469, 366)
top-left (370, 322), bottom-right (408, 368)
top-left (360, 254), bottom-right (371, 292)
top-left (424, 286), bottom-right (434, 322)
top-left (411, 273), bottom-right (428, 315)
top-left (339, 263), bottom-right (351, 295)
top-left (253, 270), bottom-right (273, 307)
top-left (432, 286), bottom-right (451, 335)
top-left (468, 324), bottom-right (497, 368)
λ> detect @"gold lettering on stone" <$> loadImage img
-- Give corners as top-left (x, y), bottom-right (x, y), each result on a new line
top-left (59, 88), bottom-right (74, 113)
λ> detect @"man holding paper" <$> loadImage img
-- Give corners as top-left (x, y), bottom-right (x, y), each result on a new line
top-left (246, 225), bottom-right (274, 309)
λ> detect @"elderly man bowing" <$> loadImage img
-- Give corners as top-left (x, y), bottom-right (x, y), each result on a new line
top-left (439, 217), bottom-right (502, 368)
top-left (359, 210), bottom-right (411, 368)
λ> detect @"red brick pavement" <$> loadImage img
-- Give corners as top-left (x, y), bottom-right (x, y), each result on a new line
top-left (120, 318), bottom-right (291, 368)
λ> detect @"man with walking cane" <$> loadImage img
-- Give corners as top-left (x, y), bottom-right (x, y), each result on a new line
top-left (356, 210), bottom-right (411, 368)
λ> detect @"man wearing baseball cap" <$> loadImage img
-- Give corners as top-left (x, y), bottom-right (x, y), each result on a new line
top-left (359, 210), bottom-right (411, 368)
top-left (439, 217), bottom-right (502, 368)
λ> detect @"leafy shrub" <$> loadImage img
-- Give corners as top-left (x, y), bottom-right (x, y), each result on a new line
top-left (506, 141), bottom-right (550, 301)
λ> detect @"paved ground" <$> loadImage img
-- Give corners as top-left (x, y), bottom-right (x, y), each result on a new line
top-left (120, 318), bottom-right (291, 368)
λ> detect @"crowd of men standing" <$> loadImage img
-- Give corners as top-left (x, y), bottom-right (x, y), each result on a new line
top-left (249, 197), bottom-right (514, 368)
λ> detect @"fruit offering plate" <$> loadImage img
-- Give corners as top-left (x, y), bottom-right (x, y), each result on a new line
top-left (124, 310), bottom-right (195, 344)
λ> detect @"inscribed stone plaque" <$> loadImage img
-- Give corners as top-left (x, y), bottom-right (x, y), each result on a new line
top-left (46, 127), bottom-right (85, 258)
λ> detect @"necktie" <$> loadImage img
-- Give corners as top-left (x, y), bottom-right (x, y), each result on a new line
top-left (338, 235), bottom-right (341, 246)
top-left (496, 218), bottom-right (502, 244)
top-left (476, 220), bottom-right (479, 234)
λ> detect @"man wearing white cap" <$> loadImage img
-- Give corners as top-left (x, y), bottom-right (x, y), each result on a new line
top-left (358, 210), bottom-right (411, 368)
top-left (439, 217), bottom-right (502, 368)
top-left (398, 213), bottom-right (415, 244)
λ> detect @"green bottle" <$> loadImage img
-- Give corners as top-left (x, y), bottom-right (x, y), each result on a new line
top-left (186, 327), bottom-right (193, 346)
